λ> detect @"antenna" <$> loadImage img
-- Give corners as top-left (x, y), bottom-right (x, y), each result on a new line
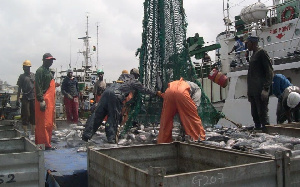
top-left (69, 32), bottom-right (72, 68)
top-left (96, 22), bottom-right (100, 70)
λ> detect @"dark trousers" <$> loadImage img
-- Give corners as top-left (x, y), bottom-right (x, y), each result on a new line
top-left (248, 95), bottom-right (270, 128)
top-left (83, 87), bottom-right (122, 141)
top-left (21, 98), bottom-right (35, 126)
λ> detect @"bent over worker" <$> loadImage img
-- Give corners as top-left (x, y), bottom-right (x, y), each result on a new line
top-left (16, 60), bottom-right (35, 136)
top-left (82, 68), bottom-right (162, 143)
top-left (157, 78), bottom-right (205, 143)
top-left (278, 86), bottom-right (300, 123)
top-left (35, 53), bottom-right (56, 150)
top-left (272, 74), bottom-right (292, 123)
top-left (61, 69), bottom-right (79, 123)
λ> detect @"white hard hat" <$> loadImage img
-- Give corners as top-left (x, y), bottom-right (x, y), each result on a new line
top-left (287, 92), bottom-right (300, 108)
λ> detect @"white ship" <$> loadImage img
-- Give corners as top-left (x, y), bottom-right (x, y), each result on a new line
top-left (200, 0), bottom-right (300, 127)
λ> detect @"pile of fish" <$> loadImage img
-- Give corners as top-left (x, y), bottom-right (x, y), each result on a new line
top-left (48, 121), bottom-right (300, 158)
top-left (204, 126), bottom-right (300, 158)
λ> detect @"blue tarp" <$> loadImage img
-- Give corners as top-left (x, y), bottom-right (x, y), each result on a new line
top-left (44, 146), bottom-right (88, 187)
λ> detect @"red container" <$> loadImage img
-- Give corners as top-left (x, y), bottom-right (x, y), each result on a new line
top-left (208, 69), bottom-right (228, 88)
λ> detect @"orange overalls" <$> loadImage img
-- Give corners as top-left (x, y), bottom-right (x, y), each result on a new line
top-left (35, 80), bottom-right (55, 148)
top-left (120, 92), bottom-right (133, 126)
top-left (157, 78), bottom-right (205, 143)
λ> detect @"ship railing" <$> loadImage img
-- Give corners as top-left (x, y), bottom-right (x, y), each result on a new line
top-left (227, 36), bottom-right (300, 63)
top-left (263, 36), bottom-right (300, 62)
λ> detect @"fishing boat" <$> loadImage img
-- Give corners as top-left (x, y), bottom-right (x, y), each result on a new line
top-left (203, 0), bottom-right (300, 127)
top-left (56, 15), bottom-right (101, 115)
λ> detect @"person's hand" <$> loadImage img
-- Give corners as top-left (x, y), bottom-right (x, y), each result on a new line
top-left (16, 100), bottom-right (20, 107)
top-left (156, 91), bottom-right (162, 98)
top-left (40, 100), bottom-right (46, 111)
top-left (261, 90), bottom-right (269, 102)
top-left (67, 94), bottom-right (73, 99)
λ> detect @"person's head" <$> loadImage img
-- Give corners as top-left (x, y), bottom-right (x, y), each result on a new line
top-left (67, 69), bottom-right (73, 78)
top-left (234, 36), bottom-right (239, 41)
top-left (42, 53), bottom-right (56, 68)
top-left (122, 70), bottom-right (129, 74)
top-left (22, 60), bottom-right (31, 74)
top-left (246, 36), bottom-right (259, 51)
top-left (130, 68), bottom-right (140, 79)
top-left (97, 69), bottom-right (104, 79)
top-left (287, 92), bottom-right (300, 108)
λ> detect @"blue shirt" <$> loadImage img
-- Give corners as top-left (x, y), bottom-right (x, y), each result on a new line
top-left (272, 74), bottom-right (292, 98)
top-left (234, 39), bottom-right (245, 52)
top-left (61, 77), bottom-right (79, 97)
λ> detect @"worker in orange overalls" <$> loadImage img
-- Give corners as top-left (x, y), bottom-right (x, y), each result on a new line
top-left (35, 53), bottom-right (56, 150)
top-left (157, 78), bottom-right (205, 143)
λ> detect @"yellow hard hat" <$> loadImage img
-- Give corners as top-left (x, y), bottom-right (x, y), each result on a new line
top-left (122, 70), bottom-right (129, 74)
top-left (23, 60), bottom-right (31, 67)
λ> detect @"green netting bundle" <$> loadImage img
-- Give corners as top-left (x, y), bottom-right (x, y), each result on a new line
top-left (122, 0), bottom-right (223, 135)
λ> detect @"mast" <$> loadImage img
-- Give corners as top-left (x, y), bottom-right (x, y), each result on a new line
top-left (223, 0), bottom-right (232, 36)
top-left (78, 13), bottom-right (91, 83)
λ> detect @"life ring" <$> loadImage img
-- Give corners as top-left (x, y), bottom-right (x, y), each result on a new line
top-left (281, 6), bottom-right (295, 22)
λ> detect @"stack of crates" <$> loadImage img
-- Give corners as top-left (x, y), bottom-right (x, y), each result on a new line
top-left (0, 120), bottom-right (44, 187)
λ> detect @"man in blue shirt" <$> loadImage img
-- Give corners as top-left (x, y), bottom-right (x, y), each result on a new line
top-left (272, 74), bottom-right (293, 123)
top-left (228, 36), bottom-right (245, 65)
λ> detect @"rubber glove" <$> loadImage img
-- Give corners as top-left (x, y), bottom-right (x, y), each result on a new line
top-left (261, 90), bottom-right (269, 102)
top-left (40, 100), bottom-right (46, 111)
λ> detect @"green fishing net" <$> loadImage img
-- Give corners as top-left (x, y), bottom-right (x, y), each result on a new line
top-left (122, 0), bottom-right (224, 135)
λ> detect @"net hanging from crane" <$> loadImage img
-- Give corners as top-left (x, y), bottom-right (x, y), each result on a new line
top-left (122, 0), bottom-right (224, 135)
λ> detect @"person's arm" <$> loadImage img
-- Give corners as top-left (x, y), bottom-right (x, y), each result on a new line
top-left (35, 69), bottom-right (44, 102)
top-left (261, 50), bottom-right (274, 92)
top-left (131, 79), bottom-right (157, 96)
top-left (16, 75), bottom-right (22, 105)
top-left (286, 109), bottom-right (292, 123)
top-left (228, 42), bottom-right (238, 54)
top-left (75, 79), bottom-right (79, 95)
top-left (93, 81), bottom-right (98, 96)
top-left (228, 46), bottom-right (235, 54)
top-left (61, 78), bottom-right (69, 96)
